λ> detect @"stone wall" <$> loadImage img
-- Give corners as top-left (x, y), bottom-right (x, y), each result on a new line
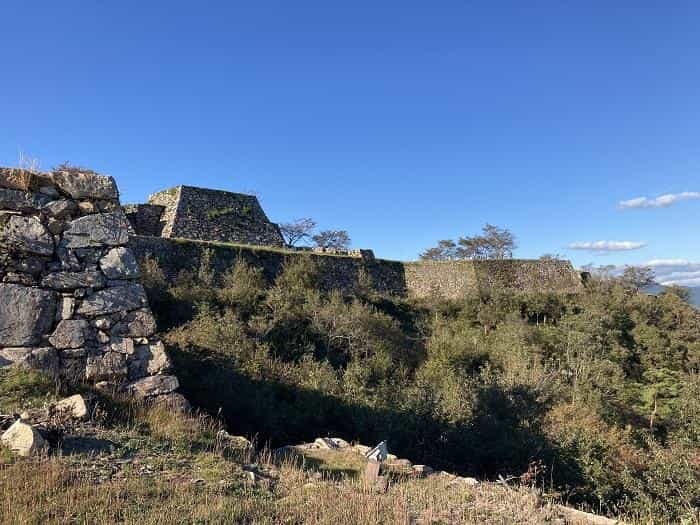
top-left (404, 259), bottom-right (584, 299)
top-left (129, 235), bottom-right (583, 299)
top-left (123, 204), bottom-right (165, 237)
top-left (129, 235), bottom-right (407, 296)
top-left (141, 186), bottom-right (285, 247)
top-left (0, 167), bottom-right (182, 404)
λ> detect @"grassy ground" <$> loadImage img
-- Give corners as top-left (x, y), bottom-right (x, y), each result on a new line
top-left (0, 369), bottom-right (623, 524)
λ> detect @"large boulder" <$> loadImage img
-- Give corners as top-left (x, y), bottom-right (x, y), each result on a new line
top-left (76, 283), bottom-right (148, 317)
top-left (127, 375), bottom-right (179, 398)
top-left (0, 215), bottom-right (54, 255)
top-left (62, 212), bottom-right (130, 249)
top-left (41, 270), bottom-right (106, 291)
top-left (51, 170), bottom-right (118, 200)
top-left (0, 284), bottom-right (56, 346)
top-left (99, 247), bottom-right (140, 279)
top-left (1, 420), bottom-right (47, 456)
top-left (49, 319), bottom-right (90, 349)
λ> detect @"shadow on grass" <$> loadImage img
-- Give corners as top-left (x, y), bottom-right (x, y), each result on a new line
top-left (168, 343), bottom-right (586, 493)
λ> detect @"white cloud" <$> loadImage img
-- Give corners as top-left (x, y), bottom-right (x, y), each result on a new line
top-left (568, 240), bottom-right (647, 252)
top-left (645, 259), bottom-right (691, 267)
top-left (619, 191), bottom-right (700, 209)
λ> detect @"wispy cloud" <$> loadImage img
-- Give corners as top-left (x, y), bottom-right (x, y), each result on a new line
top-left (619, 192), bottom-right (700, 209)
top-left (568, 240), bottom-right (647, 253)
top-left (637, 260), bottom-right (700, 287)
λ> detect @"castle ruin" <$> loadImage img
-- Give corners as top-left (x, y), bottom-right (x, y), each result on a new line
top-left (124, 185), bottom-right (285, 247)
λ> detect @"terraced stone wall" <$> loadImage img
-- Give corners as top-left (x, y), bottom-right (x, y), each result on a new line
top-left (144, 185), bottom-right (286, 247)
top-left (0, 167), bottom-right (182, 404)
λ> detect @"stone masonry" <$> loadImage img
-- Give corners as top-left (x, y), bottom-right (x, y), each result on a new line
top-left (126, 185), bottom-right (285, 246)
top-left (0, 167), bottom-right (182, 404)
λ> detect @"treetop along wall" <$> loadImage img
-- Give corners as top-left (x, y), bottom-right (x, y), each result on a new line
top-left (0, 167), bottom-right (182, 403)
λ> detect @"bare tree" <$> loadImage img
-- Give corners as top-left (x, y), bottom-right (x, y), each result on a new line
top-left (312, 230), bottom-right (351, 250)
top-left (621, 266), bottom-right (655, 290)
top-left (420, 224), bottom-right (516, 261)
top-left (280, 218), bottom-right (317, 247)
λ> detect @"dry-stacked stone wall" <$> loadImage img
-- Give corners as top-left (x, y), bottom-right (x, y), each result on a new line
top-left (0, 167), bottom-right (183, 405)
top-left (144, 185), bottom-right (286, 246)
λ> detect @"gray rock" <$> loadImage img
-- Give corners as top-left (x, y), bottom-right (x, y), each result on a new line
top-left (41, 270), bottom-right (105, 291)
top-left (1, 420), bottom-right (47, 456)
top-left (76, 283), bottom-right (148, 317)
top-left (106, 337), bottom-right (135, 355)
top-left (99, 247), bottom-right (140, 279)
top-left (111, 309), bottom-right (156, 337)
top-left (0, 347), bottom-right (59, 375)
top-left (0, 188), bottom-right (39, 212)
top-left (51, 170), bottom-right (118, 200)
top-left (63, 212), bottom-right (130, 249)
top-left (0, 284), bottom-right (56, 346)
top-left (42, 199), bottom-right (76, 219)
top-left (38, 185), bottom-right (60, 197)
top-left (0, 347), bottom-right (33, 367)
top-left (128, 341), bottom-right (171, 379)
top-left (54, 394), bottom-right (89, 419)
top-left (20, 347), bottom-right (59, 375)
top-left (152, 393), bottom-right (191, 413)
top-left (85, 352), bottom-right (127, 381)
top-left (0, 215), bottom-right (54, 255)
top-left (49, 319), bottom-right (89, 349)
top-left (127, 374), bottom-right (179, 398)
top-left (2, 272), bottom-right (36, 286)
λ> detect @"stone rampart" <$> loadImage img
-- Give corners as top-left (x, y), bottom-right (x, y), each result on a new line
top-left (129, 235), bottom-right (583, 299)
top-left (0, 167), bottom-right (182, 404)
top-left (139, 185), bottom-right (285, 247)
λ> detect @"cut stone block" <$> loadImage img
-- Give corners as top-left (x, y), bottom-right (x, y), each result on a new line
top-left (0, 284), bottom-right (56, 346)
top-left (63, 212), bottom-right (130, 248)
top-left (76, 283), bottom-right (148, 317)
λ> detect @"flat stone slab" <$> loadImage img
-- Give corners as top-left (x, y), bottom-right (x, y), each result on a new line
top-left (76, 283), bottom-right (148, 317)
top-left (127, 374), bottom-right (179, 397)
top-left (51, 170), bottom-right (118, 200)
top-left (0, 215), bottom-right (54, 255)
top-left (0, 284), bottom-right (56, 346)
top-left (0, 188), bottom-right (41, 212)
top-left (41, 270), bottom-right (106, 291)
top-left (63, 212), bottom-right (130, 248)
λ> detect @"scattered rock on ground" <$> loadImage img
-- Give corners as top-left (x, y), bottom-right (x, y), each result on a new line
top-left (54, 394), bottom-right (89, 420)
top-left (1, 419), bottom-right (47, 456)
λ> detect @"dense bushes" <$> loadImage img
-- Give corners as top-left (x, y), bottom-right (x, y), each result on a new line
top-left (143, 252), bottom-right (700, 522)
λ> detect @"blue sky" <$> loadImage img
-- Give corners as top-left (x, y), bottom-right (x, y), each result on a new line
top-left (1, 2), bottom-right (698, 282)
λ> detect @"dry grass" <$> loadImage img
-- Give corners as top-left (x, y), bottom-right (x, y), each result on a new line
top-left (0, 370), bottom-right (627, 524)
top-left (0, 454), bottom-right (594, 525)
